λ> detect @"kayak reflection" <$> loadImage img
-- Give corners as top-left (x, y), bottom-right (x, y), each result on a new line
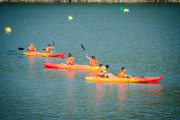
top-left (88, 82), bottom-right (162, 115)
top-left (28, 56), bottom-right (35, 66)
top-left (63, 69), bottom-right (97, 80)
top-left (27, 56), bottom-right (37, 77)
top-left (43, 68), bottom-right (97, 80)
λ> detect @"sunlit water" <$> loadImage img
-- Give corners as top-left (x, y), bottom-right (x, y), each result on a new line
top-left (0, 3), bottom-right (180, 119)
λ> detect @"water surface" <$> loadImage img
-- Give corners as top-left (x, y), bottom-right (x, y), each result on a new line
top-left (0, 3), bottom-right (180, 119)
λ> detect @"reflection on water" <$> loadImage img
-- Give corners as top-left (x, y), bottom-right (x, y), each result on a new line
top-left (44, 68), bottom-right (97, 80)
top-left (28, 56), bottom-right (36, 77)
top-left (66, 69), bottom-right (75, 80)
top-left (94, 82), bottom-right (104, 108)
top-left (28, 56), bottom-right (35, 66)
top-left (26, 53), bottom-right (166, 119)
top-left (66, 75), bottom-right (75, 117)
top-left (89, 82), bottom-right (163, 118)
top-left (44, 56), bottom-right (64, 63)
top-left (117, 83), bottom-right (127, 118)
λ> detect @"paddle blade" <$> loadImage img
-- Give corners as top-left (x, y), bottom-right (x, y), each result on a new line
top-left (18, 47), bottom-right (24, 50)
top-left (81, 44), bottom-right (85, 51)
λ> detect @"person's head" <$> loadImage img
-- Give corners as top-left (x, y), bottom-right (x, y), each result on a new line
top-left (99, 64), bottom-right (103, 69)
top-left (48, 44), bottom-right (51, 47)
top-left (68, 53), bottom-right (72, 57)
top-left (105, 65), bottom-right (109, 69)
top-left (91, 56), bottom-right (95, 59)
top-left (30, 43), bottom-right (33, 46)
top-left (121, 67), bottom-right (126, 71)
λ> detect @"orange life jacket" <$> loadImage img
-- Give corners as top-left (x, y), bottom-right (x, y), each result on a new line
top-left (118, 70), bottom-right (125, 78)
top-left (67, 57), bottom-right (74, 65)
top-left (45, 47), bottom-right (51, 53)
top-left (29, 46), bottom-right (35, 53)
top-left (96, 69), bottom-right (103, 78)
top-left (90, 59), bottom-right (98, 67)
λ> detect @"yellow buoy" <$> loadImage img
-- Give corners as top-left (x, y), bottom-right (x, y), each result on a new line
top-left (5, 27), bottom-right (12, 32)
top-left (124, 8), bottom-right (129, 12)
top-left (68, 16), bottom-right (73, 20)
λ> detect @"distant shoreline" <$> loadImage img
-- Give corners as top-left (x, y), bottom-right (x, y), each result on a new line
top-left (0, 0), bottom-right (180, 3)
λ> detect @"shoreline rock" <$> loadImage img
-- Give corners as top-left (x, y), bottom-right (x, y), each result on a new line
top-left (0, 0), bottom-right (179, 2)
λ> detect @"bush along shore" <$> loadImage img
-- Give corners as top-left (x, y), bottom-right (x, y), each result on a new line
top-left (0, 0), bottom-right (180, 3)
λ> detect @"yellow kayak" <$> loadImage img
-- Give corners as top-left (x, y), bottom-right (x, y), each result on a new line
top-left (23, 52), bottom-right (65, 57)
top-left (85, 76), bottom-right (163, 83)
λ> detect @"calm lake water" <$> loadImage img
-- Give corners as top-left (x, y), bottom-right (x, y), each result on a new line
top-left (0, 3), bottom-right (180, 119)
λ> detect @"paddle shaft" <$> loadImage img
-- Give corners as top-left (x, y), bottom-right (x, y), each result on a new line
top-left (18, 47), bottom-right (44, 51)
top-left (81, 44), bottom-right (88, 55)
top-left (53, 41), bottom-right (55, 52)
top-left (81, 44), bottom-right (96, 65)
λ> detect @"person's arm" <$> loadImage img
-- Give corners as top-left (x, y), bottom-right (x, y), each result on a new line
top-left (28, 47), bottom-right (32, 50)
top-left (97, 71), bottom-right (104, 76)
top-left (34, 48), bottom-right (39, 51)
top-left (120, 72), bottom-right (124, 76)
top-left (86, 54), bottom-right (92, 61)
top-left (28, 46), bottom-right (30, 49)
top-left (97, 71), bottom-right (101, 76)
top-left (63, 58), bottom-right (68, 64)
top-left (65, 58), bottom-right (74, 65)
top-left (118, 71), bottom-right (125, 78)
top-left (102, 70), bottom-right (107, 74)
top-left (124, 74), bottom-right (132, 78)
top-left (28, 46), bottom-right (37, 51)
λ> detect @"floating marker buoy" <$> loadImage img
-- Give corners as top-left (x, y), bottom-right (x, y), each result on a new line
top-left (124, 8), bottom-right (129, 12)
top-left (68, 16), bottom-right (73, 20)
top-left (5, 27), bottom-right (11, 33)
top-left (120, 6), bottom-right (123, 12)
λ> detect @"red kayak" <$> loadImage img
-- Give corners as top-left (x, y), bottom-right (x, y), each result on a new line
top-left (43, 62), bottom-right (106, 70)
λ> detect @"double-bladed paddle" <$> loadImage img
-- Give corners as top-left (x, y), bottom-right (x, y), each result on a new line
top-left (18, 47), bottom-right (44, 50)
top-left (18, 47), bottom-right (26, 50)
top-left (81, 44), bottom-right (88, 55)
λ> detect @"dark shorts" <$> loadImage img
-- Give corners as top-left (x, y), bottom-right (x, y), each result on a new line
top-left (101, 75), bottom-right (109, 78)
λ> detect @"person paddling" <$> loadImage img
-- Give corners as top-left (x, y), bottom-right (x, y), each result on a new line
top-left (28, 43), bottom-right (38, 53)
top-left (86, 54), bottom-right (98, 67)
top-left (103, 65), bottom-right (116, 78)
top-left (118, 67), bottom-right (132, 78)
top-left (45, 44), bottom-right (52, 53)
top-left (96, 64), bottom-right (104, 78)
top-left (63, 53), bottom-right (74, 65)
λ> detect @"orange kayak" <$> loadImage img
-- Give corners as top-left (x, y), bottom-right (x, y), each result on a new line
top-left (24, 52), bottom-right (65, 57)
top-left (85, 76), bottom-right (163, 83)
top-left (43, 62), bottom-right (106, 70)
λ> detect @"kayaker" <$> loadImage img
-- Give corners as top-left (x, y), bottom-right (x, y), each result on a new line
top-left (64, 53), bottom-right (74, 65)
top-left (96, 64), bottom-right (104, 78)
top-left (97, 64), bottom-right (116, 78)
top-left (28, 43), bottom-right (38, 53)
top-left (45, 44), bottom-right (51, 53)
top-left (103, 65), bottom-right (116, 78)
top-left (86, 54), bottom-right (98, 67)
top-left (118, 67), bottom-right (132, 78)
